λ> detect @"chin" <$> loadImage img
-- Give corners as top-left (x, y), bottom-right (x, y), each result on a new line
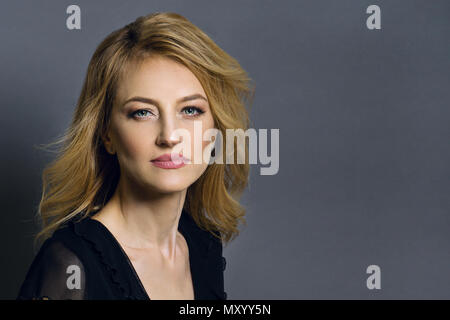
top-left (150, 184), bottom-right (190, 194)
top-left (147, 177), bottom-right (192, 194)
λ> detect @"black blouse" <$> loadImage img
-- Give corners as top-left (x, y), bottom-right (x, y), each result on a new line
top-left (17, 208), bottom-right (227, 300)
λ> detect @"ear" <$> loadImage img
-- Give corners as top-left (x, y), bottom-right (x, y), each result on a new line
top-left (102, 129), bottom-right (115, 155)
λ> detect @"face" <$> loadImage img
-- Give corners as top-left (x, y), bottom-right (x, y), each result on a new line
top-left (103, 55), bottom-right (216, 195)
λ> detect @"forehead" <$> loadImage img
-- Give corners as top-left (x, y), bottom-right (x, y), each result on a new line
top-left (116, 55), bottom-right (206, 103)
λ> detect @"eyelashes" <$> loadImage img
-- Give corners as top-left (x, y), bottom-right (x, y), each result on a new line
top-left (130, 109), bottom-right (152, 119)
top-left (182, 106), bottom-right (205, 117)
top-left (130, 106), bottom-right (205, 119)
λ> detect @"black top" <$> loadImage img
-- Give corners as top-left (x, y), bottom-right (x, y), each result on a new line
top-left (17, 208), bottom-right (227, 300)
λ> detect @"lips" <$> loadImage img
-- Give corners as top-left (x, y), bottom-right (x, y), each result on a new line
top-left (151, 153), bottom-right (189, 162)
top-left (150, 153), bottom-right (189, 169)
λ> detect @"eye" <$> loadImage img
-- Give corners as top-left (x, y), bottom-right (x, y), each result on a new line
top-left (182, 106), bottom-right (205, 117)
top-left (131, 109), bottom-right (153, 119)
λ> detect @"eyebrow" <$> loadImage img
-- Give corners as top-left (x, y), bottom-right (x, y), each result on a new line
top-left (121, 93), bottom-right (208, 108)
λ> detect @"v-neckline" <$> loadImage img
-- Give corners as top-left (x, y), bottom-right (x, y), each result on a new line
top-left (86, 214), bottom-right (196, 300)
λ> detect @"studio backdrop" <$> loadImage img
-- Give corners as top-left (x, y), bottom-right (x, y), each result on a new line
top-left (1, 0), bottom-right (449, 299)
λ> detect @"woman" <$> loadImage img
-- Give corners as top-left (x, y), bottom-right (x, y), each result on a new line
top-left (17, 12), bottom-right (253, 300)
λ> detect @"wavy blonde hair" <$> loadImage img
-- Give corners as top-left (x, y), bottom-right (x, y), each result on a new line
top-left (34, 12), bottom-right (254, 246)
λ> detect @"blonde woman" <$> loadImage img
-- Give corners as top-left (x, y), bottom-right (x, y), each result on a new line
top-left (17, 12), bottom-right (253, 300)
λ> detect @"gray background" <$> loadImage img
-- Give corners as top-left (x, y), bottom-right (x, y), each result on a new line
top-left (1, 0), bottom-right (449, 299)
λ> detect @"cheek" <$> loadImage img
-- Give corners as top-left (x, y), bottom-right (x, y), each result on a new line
top-left (113, 123), bottom-right (153, 159)
top-left (202, 117), bottom-right (217, 151)
top-left (200, 116), bottom-right (216, 147)
top-left (187, 119), bottom-right (216, 157)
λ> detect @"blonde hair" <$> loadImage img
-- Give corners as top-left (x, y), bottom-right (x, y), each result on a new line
top-left (35, 12), bottom-right (254, 246)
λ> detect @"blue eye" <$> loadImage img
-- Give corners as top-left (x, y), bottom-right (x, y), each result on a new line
top-left (130, 107), bottom-right (205, 120)
top-left (183, 106), bottom-right (205, 117)
top-left (131, 109), bottom-right (153, 119)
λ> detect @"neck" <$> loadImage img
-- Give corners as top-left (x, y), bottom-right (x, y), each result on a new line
top-left (97, 175), bottom-right (187, 260)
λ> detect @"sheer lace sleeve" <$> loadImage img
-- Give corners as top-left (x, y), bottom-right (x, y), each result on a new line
top-left (17, 239), bottom-right (86, 300)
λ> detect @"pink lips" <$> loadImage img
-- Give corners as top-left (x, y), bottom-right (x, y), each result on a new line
top-left (150, 153), bottom-right (189, 169)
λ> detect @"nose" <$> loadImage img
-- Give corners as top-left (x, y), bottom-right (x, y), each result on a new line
top-left (155, 114), bottom-right (182, 148)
